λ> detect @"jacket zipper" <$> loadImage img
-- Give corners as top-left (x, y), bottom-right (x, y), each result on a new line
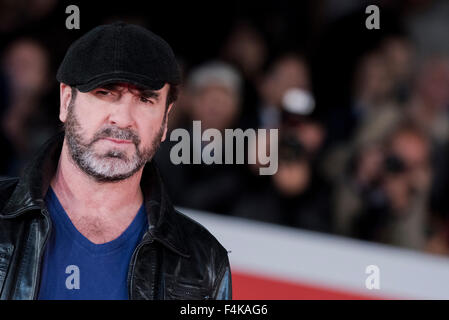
top-left (32, 209), bottom-right (52, 300)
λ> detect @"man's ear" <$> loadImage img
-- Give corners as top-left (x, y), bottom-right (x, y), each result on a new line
top-left (161, 102), bottom-right (175, 142)
top-left (59, 83), bottom-right (73, 123)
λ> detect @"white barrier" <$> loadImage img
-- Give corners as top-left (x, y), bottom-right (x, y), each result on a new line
top-left (180, 207), bottom-right (449, 299)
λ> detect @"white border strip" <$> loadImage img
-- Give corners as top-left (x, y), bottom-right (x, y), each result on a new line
top-left (179, 207), bottom-right (449, 299)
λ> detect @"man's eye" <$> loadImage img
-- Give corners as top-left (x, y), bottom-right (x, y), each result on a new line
top-left (96, 90), bottom-right (110, 96)
top-left (140, 96), bottom-right (154, 104)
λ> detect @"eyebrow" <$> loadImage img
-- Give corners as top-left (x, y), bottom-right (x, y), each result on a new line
top-left (140, 89), bottom-right (160, 100)
top-left (97, 84), bottom-right (160, 100)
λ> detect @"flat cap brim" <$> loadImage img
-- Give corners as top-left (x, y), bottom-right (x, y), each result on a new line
top-left (75, 72), bottom-right (166, 92)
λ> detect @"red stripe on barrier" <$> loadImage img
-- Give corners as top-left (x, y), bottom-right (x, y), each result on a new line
top-left (232, 270), bottom-right (387, 300)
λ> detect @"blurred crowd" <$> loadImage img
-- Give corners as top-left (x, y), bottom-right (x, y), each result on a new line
top-left (1, 0), bottom-right (449, 255)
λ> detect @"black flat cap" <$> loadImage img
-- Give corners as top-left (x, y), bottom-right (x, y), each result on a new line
top-left (57, 22), bottom-right (181, 92)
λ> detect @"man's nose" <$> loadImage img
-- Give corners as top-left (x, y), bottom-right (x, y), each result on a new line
top-left (107, 93), bottom-right (136, 128)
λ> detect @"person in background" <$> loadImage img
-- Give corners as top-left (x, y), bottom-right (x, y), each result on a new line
top-left (407, 57), bottom-right (449, 148)
top-left (257, 53), bottom-right (310, 129)
top-left (157, 61), bottom-right (245, 214)
top-left (220, 20), bottom-right (268, 130)
top-left (187, 62), bottom-right (242, 132)
top-left (232, 134), bottom-right (332, 232)
top-left (279, 88), bottom-right (327, 161)
top-left (1, 38), bottom-right (59, 176)
top-left (348, 123), bottom-right (432, 249)
top-left (221, 21), bottom-right (267, 84)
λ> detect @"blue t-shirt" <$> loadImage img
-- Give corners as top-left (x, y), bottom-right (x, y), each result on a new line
top-left (38, 187), bottom-right (148, 300)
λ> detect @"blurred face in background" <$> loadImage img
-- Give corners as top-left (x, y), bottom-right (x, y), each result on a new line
top-left (60, 83), bottom-right (171, 182)
top-left (2, 39), bottom-right (49, 95)
top-left (354, 53), bottom-right (393, 106)
top-left (296, 121), bottom-right (325, 155)
top-left (390, 129), bottom-right (429, 170)
top-left (283, 118), bottom-right (326, 157)
top-left (389, 128), bottom-right (431, 191)
top-left (381, 127), bottom-right (431, 212)
top-left (383, 170), bottom-right (410, 212)
top-left (190, 84), bottom-right (240, 131)
top-left (1, 39), bottom-right (50, 154)
top-left (415, 58), bottom-right (449, 109)
top-left (381, 36), bottom-right (414, 84)
top-left (221, 22), bottom-right (267, 79)
top-left (273, 158), bottom-right (310, 197)
top-left (355, 144), bottom-right (385, 186)
top-left (260, 55), bottom-right (310, 107)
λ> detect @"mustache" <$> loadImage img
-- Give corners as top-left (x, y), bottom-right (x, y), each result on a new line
top-left (90, 126), bottom-right (141, 146)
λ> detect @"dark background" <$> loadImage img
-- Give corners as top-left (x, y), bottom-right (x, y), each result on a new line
top-left (1, 0), bottom-right (449, 255)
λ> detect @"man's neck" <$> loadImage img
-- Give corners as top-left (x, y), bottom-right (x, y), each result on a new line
top-left (49, 140), bottom-right (145, 244)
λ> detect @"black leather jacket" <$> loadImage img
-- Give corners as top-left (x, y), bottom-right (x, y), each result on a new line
top-left (0, 133), bottom-right (232, 300)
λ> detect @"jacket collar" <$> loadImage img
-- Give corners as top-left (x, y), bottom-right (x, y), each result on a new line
top-left (1, 132), bottom-right (190, 258)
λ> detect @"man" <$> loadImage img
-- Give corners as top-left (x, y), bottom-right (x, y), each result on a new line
top-left (0, 22), bottom-right (232, 300)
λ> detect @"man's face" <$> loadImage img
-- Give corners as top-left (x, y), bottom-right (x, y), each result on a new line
top-left (191, 85), bottom-right (239, 130)
top-left (60, 82), bottom-right (172, 182)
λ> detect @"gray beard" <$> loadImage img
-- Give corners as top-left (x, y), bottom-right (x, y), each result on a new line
top-left (64, 104), bottom-right (164, 183)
